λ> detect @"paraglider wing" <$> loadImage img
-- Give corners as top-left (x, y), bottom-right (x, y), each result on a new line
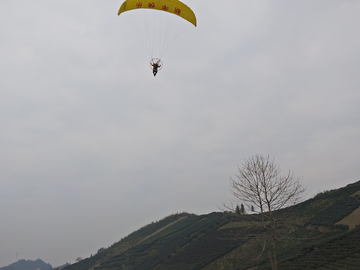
top-left (118, 0), bottom-right (197, 27)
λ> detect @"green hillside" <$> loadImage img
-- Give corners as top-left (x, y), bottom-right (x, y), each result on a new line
top-left (0, 259), bottom-right (52, 270)
top-left (64, 180), bottom-right (360, 270)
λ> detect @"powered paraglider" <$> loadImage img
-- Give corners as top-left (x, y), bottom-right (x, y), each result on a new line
top-left (118, 0), bottom-right (196, 76)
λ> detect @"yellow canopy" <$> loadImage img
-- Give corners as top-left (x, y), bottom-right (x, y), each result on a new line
top-left (118, 0), bottom-right (197, 27)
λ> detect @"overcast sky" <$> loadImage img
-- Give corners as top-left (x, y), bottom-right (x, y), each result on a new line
top-left (1, 0), bottom-right (360, 267)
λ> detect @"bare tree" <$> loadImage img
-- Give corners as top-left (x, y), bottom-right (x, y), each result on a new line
top-left (230, 155), bottom-right (305, 270)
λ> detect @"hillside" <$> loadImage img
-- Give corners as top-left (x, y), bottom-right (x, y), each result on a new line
top-left (63, 180), bottom-right (360, 270)
top-left (0, 259), bottom-right (52, 270)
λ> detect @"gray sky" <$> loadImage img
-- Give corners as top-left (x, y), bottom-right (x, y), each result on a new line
top-left (1, 0), bottom-right (360, 267)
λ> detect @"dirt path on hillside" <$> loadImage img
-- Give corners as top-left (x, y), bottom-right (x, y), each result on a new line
top-left (139, 216), bottom-right (188, 243)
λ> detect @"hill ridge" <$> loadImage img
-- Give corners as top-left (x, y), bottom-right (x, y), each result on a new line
top-left (63, 180), bottom-right (360, 270)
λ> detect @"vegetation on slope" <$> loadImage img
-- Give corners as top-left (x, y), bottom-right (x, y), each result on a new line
top-left (0, 259), bottom-right (53, 270)
top-left (63, 180), bottom-right (360, 270)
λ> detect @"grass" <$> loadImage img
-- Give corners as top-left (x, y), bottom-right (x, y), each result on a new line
top-left (335, 206), bottom-right (360, 229)
top-left (218, 221), bottom-right (260, 230)
top-left (351, 190), bottom-right (360, 197)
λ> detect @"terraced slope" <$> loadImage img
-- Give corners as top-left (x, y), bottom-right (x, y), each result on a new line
top-left (63, 180), bottom-right (360, 270)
